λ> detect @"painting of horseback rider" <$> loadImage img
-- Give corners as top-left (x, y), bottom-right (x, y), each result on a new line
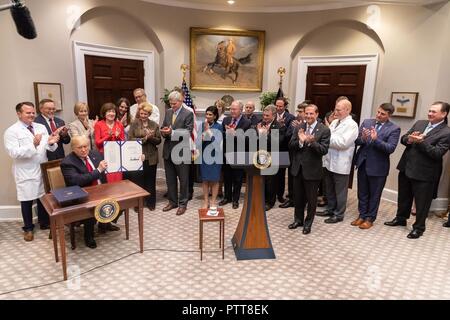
top-left (190, 28), bottom-right (265, 91)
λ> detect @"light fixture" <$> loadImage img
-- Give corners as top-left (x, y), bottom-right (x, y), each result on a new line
top-left (227, 0), bottom-right (235, 4)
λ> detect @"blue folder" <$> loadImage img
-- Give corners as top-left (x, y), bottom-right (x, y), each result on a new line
top-left (51, 186), bottom-right (88, 207)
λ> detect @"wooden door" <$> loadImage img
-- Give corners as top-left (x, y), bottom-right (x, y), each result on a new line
top-left (85, 55), bottom-right (144, 119)
top-left (305, 65), bottom-right (366, 123)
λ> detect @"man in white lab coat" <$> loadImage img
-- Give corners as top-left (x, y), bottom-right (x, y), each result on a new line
top-left (319, 98), bottom-right (359, 223)
top-left (4, 102), bottom-right (59, 241)
top-left (130, 88), bottom-right (160, 124)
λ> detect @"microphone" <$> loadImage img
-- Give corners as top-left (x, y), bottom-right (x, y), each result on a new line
top-left (11, 0), bottom-right (37, 39)
top-left (0, 0), bottom-right (37, 39)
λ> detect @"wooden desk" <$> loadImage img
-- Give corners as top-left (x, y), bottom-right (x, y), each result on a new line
top-left (40, 180), bottom-right (149, 280)
top-left (198, 208), bottom-right (225, 261)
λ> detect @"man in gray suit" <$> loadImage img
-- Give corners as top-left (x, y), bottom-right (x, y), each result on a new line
top-left (160, 91), bottom-right (194, 215)
top-left (288, 104), bottom-right (330, 234)
top-left (385, 101), bottom-right (450, 238)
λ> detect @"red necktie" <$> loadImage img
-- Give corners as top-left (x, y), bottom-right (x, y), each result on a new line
top-left (49, 118), bottom-right (57, 132)
top-left (85, 158), bottom-right (98, 186)
top-left (231, 118), bottom-right (237, 128)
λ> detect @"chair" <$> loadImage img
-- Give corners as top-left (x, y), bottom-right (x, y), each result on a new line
top-left (40, 159), bottom-right (77, 250)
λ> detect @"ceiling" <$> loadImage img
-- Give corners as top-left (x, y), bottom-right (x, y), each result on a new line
top-left (141, 0), bottom-right (446, 12)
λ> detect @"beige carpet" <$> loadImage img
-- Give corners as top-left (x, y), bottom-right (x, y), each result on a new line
top-left (1, 178), bottom-right (450, 300)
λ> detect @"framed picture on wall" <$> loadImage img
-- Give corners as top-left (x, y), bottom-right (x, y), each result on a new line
top-left (390, 92), bottom-right (418, 118)
top-left (33, 82), bottom-right (63, 111)
top-left (190, 27), bottom-right (265, 91)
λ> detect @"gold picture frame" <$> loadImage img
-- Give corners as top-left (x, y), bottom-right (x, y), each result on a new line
top-left (190, 27), bottom-right (265, 92)
top-left (391, 92), bottom-right (418, 118)
top-left (33, 82), bottom-right (63, 111)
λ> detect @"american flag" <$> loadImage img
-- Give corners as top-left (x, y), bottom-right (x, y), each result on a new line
top-left (181, 79), bottom-right (198, 159)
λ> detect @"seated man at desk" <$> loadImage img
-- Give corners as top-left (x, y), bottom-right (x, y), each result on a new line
top-left (60, 135), bottom-right (108, 248)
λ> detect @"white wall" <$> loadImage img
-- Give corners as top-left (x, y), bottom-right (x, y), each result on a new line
top-left (1, 0), bottom-right (449, 217)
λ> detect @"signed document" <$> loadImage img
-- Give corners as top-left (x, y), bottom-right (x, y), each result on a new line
top-left (104, 141), bottom-right (143, 173)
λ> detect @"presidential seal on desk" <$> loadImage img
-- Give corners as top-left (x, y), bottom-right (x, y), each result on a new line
top-left (253, 150), bottom-right (271, 170)
top-left (95, 199), bottom-right (120, 223)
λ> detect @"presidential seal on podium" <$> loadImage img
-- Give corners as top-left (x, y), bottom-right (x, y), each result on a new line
top-left (253, 150), bottom-right (272, 170)
top-left (95, 199), bottom-right (120, 223)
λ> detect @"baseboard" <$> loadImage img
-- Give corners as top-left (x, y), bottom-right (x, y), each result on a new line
top-left (382, 188), bottom-right (448, 212)
top-left (0, 205), bottom-right (25, 221)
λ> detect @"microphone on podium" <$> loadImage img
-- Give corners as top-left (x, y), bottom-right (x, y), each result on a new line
top-left (0, 0), bottom-right (37, 39)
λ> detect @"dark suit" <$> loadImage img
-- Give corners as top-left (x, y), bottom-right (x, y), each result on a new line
top-left (246, 113), bottom-right (261, 127)
top-left (276, 111), bottom-right (295, 201)
top-left (256, 119), bottom-right (286, 207)
top-left (35, 114), bottom-right (71, 160)
top-left (222, 115), bottom-right (251, 203)
top-left (60, 150), bottom-right (106, 240)
top-left (355, 119), bottom-right (400, 221)
top-left (395, 120), bottom-right (450, 232)
top-left (289, 122), bottom-right (330, 228)
top-left (161, 107), bottom-right (194, 208)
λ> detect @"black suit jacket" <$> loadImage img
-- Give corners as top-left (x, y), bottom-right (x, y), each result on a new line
top-left (60, 150), bottom-right (107, 187)
top-left (397, 120), bottom-right (450, 182)
top-left (255, 119), bottom-right (286, 152)
top-left (277, 111), bottom-right (295, 151)
top-left (222, 115), bottom-right (251, 154)
top-left (289, 122), bottom-right (330, 180)
top-left (35, 114), bottom-right (71, 160)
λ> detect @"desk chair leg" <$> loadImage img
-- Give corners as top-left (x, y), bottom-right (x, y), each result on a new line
top-left (125, 209), bottom-right (130, 240)
top-left (70, 223), bottom-right (76, 250)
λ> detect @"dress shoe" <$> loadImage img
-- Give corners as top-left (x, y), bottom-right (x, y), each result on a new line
top-left (443, 221), bottom-right (450, 228)
top-left (176, 207), bottom-right (186, 216)
top-left (351, 217), bottom-right (365, 226)
top-left (278, 196), bottom-right (286, 203)
top-left (40, 224), bottom-right (50, 230)
top-left (316, 210), bottom-right (333, 217)
top-left (384, 217), bottom-right (406, 227)
top-left (84, 238), bottom-right (97, 249)
top-left (147, 205), bottom-right (155, 211)
top-left (302, 227), bottom-right (311, 235)
top-left (219, 199), bottom-right (231, 206)
top-left (359, 220), bottom-right (373, 229)
top-left (162, 203), bottom-right (178, 212)
top-left (324, 216), bottom-right (343, 224)
top-left (407, 229), bottom-right (423, 239)
top-left (23, 231), bottom-right (33, 242)
top-left (98, 223), bottom-right (120, 233)
top-left (232, 202), bottom-right (239, 209)
top-left (265, 204), bottom-right (273, 211)
top-left (279, 200), bottom-right (294, 208)
top-left (288, 221), bottom-right (303, 229)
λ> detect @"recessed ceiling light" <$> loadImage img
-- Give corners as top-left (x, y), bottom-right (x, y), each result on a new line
top-left (227, 0), bottom-right (235, 5)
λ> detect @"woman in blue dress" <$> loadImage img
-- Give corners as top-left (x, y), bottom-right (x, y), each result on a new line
top-left (200, 106), bottom-right (223, 209)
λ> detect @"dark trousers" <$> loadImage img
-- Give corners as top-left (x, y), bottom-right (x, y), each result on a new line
top-left (265, 175), bottom-right (277, 206)
top-left (396, 171), bottom-right (435, 232)
top-left (131, 161), bottom-right (157, 207)
top-left (293, 168), bottom-right (320, 227)
top-left (223, 164), bottom-right (244, 203)
top-left (20, 199), bottom-right (49, 232)
top-left (276, 167), bottom-right (286, 200)
top-left (357, 163), bottom-right (387, 222)
top-left (324, 168), bottom-right (349, 218)
top-left (164, 159), bottom-right (190, 208)
top-left (83, 218), bottom-right (96, 240)
top-left (286, 170), bottom-right (293, 201)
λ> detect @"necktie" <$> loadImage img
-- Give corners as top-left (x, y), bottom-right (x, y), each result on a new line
top-left (172, 113), bottom-right (177, 125)
top-left (335, 120), bottom-right (341, 128)
top-left (306, 125), bottom-right (312, 135)
top-left (424, 124), bottom-right (433, 135)
top-left (375, 122), bottom-right (382, 131)
top-left (85, 158), bottom-right (98, 186)
top-left (27, 125), bottom-right (34, 135)
top-left (49, 118), bottom-right (57, 132)
top-left (231, 118), bottom-right (237, 128)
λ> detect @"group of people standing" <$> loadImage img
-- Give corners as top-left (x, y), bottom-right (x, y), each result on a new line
top-left (4, 88), bottom-right (450, 249)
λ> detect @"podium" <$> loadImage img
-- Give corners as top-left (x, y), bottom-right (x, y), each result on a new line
top-left (228, 152), bottom-right (290, 260)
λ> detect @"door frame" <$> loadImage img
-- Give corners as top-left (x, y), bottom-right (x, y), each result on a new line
top-left (73, 41), bottom-right (155, 104)
top-left (295, 54), bottom-right (379, 124)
